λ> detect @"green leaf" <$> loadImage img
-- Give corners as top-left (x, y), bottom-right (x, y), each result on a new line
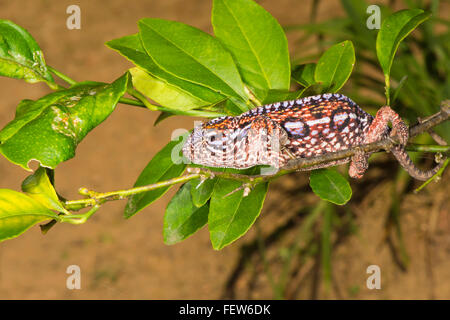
top-left (190, 174), bottom-right (223, 208)
top-left (212, 0), bottom-right (290, 98)
top-left (0, 73), bottom-right (128, 170)
top-left (340, 0), bottom-right (377, 50)
top-left (153, 107), bottom-right (227, 126)
top-left (138, 18), bottom-right (249, 109)
top-left (21, 167), bottom-right (68, 213)
top-left (154, 112), bottom-right (175, 126)
top-left (107, 33), bottom-right (245, 115)
top-left (314, 40), bottom-right (355, 92)
top-left (0, 20), bottom-right (56, 89)
top-left (309, 169), bottom-right (352, 205)
top-left (292, 63), bottom-right (316, 87)
top-left (209, 179), bottom-right (268, 250)
top-left (124, 138), bottom-right (187, 218)
top-left (130, 67), bottom-right (207, 110)
top-left (163, 182), bottom-right (209, 245)
top-left (376, 9), bottom-right (431, 79)
top-left (261, 88), bottom-right (306, 104)
top-left (0, 189), bottom-right (59, 242)
top-left (107, 34), bottom-right (226, 105)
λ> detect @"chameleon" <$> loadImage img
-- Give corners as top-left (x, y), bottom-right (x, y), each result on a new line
top-left (182, 93), bottom-right (442, 181)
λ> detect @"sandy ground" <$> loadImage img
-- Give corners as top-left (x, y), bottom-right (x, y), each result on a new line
top-left (0, 0), bottom-right (448, 299)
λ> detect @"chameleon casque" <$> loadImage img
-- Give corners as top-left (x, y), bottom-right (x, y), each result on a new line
top-left (182, 93), bottom-right (441, 180)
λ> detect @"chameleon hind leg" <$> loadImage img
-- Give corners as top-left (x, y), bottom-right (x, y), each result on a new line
top-left (366, 106), bottom-right (445, 181)
top-left (349, 106), bottom-right (408, 179)
top-left (349, 106), bottom-right (443, 180)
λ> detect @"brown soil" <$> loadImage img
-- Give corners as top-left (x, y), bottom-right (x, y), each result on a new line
top-left (0, 0), bottom-right (448, 299)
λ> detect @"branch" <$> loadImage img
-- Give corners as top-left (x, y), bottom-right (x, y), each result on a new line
top-left (64, 173), bottom-right (202, 211)
top-left (63, 101), bottom-right (449, 212)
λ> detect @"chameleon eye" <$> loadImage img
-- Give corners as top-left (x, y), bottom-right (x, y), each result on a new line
top-left (331, 111), bottom-right (350, 130)
top-left (333, 113), bottom-right (348, 125)
top-left (283, 120), bottom-right (308, 137)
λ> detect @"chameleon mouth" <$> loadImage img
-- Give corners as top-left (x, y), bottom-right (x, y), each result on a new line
top-left (182, 134), bottom-right (194, 162)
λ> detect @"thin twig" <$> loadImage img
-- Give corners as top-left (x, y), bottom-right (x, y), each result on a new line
top-left (48, 65), bottom-right (77, 85)
top-left (65, 173), bottom-right (202, 210)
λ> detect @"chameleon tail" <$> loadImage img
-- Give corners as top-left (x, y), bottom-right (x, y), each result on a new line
top-left (391, 146), bottom-right (445, 181)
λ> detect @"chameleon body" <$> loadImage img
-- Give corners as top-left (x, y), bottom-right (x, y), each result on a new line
top-left (183, 93), bottom-right (441, 180)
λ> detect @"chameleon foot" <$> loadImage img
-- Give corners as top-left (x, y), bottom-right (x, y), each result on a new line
top-left (349, 149), bottom-right (370, 179)
top-left (367, 106), bottom-right (409, 145)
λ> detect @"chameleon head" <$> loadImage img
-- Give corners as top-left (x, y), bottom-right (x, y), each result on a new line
top-left (182, 124), bottom-right (228, 167)
top-left (182, 125), bottom-right (203, 164)
top-left (182, 117), bottom-right (256, 168)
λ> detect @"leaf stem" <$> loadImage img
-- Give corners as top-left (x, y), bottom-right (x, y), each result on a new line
top-left (385, 74), bottom-right (391, 105)
top-left (414, 158), bottom-right (449, 193)
top-left (47, 66), bottom-right (152, 109)
top-left (48, 66), bottom-right (77, 86)
top-left (244, 85), bottom-right (262, 106)
top-left (128, 87), bottom-right (159, 110)
top-left (406, 143), bottom-right (449, 153)
top-left (119, 97), bottom-right (147, 107)
top-left (60, 205), bottom-right (101, 224)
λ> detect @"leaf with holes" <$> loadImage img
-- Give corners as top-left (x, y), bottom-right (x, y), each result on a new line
top-left (0, 73), bottom-right (128, 170)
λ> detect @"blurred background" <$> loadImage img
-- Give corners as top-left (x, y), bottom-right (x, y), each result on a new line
top-left (0, 0), bottom-right (448, 299)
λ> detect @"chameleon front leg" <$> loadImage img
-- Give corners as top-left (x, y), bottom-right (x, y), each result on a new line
top-left (247, 115), bottom-right (290, 168)
top-left (348, 152), bottom-right (370, 178)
